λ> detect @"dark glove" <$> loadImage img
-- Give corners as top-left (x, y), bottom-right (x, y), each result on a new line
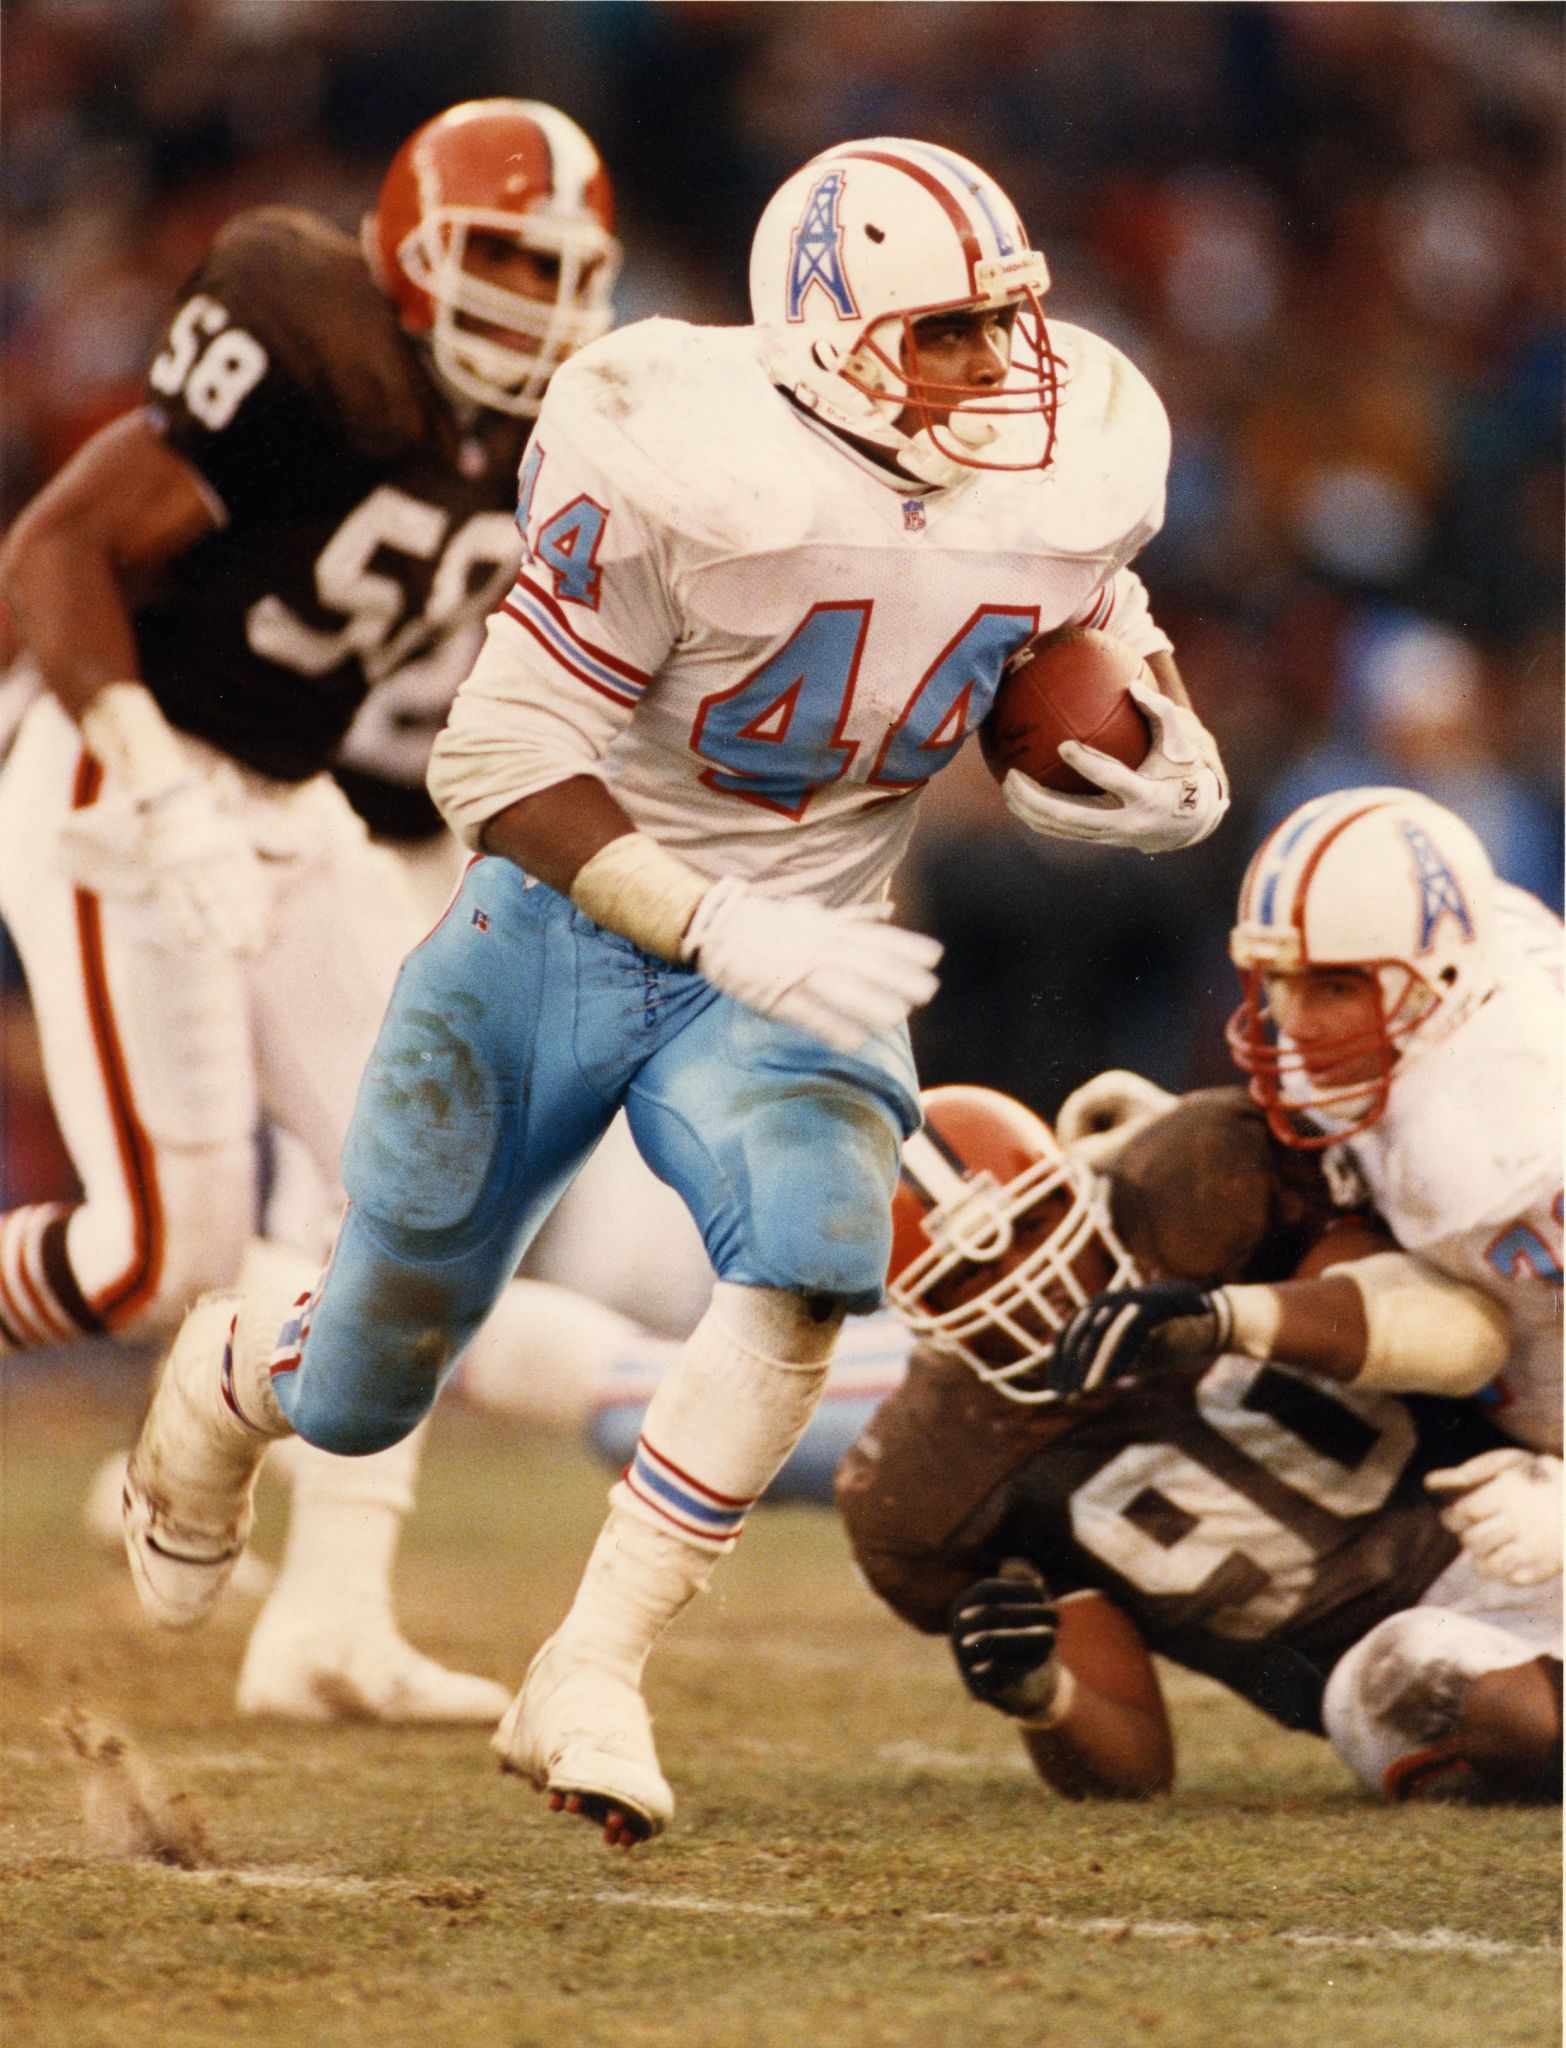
top-left (1047, 1281), bottom-right (1230, 1399)
top-left (949, 1565), bottom-right (1062, 1719)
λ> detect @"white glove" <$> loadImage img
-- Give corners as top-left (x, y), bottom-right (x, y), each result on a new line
top-left (62, 682), bottom-right (271, 955)
top-left (58, 771), bottom-right (271, 955)
top-left (1425, 1449), bottom-right (1563, 1587)
top-left (1056, 1068), bottom-right (1177, 1148)
top-left (1003, 674), bottom-right (1229, 854)
top-left (682, 877), bottom-right (942, 1054)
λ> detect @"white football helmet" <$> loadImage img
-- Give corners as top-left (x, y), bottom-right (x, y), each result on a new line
top-left (887, 1085), bottom-right (1139, 1402)
top-left (1227, 787), bottom-right (1499, 1147)
top-left (365, 98), bottom-right (620, 417)
top-left (749, 138), bottom-right (1057, 486)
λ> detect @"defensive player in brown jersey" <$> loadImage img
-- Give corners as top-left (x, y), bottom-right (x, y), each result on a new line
top-left (836, 1086), bottom-right (1562, 1802)
top-left (0, 99), bottom-right (620, 1722)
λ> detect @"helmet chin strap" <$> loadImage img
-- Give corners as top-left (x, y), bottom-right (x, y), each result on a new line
top-left (763, 330), bottom-right (994, 489)
top-left (896, 412), bottom-right (1003, 487)
top-left (891, 429), bottom-right (971, 489)
top-left (414, 336), bottom-right (486, 425)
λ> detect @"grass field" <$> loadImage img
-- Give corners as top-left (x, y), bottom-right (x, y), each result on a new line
top-left (1, 1353), bottom-right (1559, 2048)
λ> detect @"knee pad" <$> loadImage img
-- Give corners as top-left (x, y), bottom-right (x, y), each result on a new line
top-left (1323, 1607), bottom-right (1543, 1799)
top-left (738, 1120), bottom-right (899, 1312)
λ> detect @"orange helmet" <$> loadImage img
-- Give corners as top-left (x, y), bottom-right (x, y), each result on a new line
top-left (365, 98), bottom-right (619, 417)
top-left (887, 1085), bottom-right (1139, 1402)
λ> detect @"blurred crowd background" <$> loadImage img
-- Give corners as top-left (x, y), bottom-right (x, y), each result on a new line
top-left (3, 0), bottom-right (1562, 1212)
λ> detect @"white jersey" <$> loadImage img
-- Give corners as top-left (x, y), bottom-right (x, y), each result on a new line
top-left (1341, 904), bottom-right (1564, 1451)
top-left (430, 316), bottom-right (1172, 906)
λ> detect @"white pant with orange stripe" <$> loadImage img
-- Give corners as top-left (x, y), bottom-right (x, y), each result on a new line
top-left (0, 691), bottom-right (427, 1347)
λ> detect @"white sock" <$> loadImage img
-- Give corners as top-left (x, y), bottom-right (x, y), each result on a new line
top-left (261, 1423), bottom-right (424, 1631)
top-left (550, 1285), bottom-right (842, 1683)
top-left (619, 1281), bottom-right (841, 1549)
top-left (551, 1503), bottom-right (717, 1686)
top-left (229, 1239), bottom-right (322, 1437)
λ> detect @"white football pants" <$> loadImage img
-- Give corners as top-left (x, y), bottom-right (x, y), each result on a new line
top-left (0, 692), bottom-right (431, 1344)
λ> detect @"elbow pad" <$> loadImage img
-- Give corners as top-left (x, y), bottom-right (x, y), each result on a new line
top-left (1328, 1252), bottom-right (1511, 1395)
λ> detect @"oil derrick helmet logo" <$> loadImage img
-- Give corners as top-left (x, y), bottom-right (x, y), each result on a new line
top-left (1400, 818), bottom-right (1475, 954)
top-left (787, 169), bottom-right (858, 322)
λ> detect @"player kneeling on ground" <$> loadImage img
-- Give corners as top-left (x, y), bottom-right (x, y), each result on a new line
top-left (837, 1084), bottom-right (1561, 1803)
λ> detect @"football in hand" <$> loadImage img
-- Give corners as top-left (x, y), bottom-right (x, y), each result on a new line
top-left (980, 628), bottom-right (1153, 795)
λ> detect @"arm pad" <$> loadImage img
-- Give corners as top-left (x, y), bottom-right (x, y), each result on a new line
top-left (1327, 1252), bottom-right (1510, 1394)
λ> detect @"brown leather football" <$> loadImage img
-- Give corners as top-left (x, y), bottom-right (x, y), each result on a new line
top-left (980, 627), bottom-right (1153, 795)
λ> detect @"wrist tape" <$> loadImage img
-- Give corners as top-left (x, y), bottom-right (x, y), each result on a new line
top-left (569, 831), bottom-right (711, 964)
top-left (1215, 1283), bottom-right (1282, 1362)
top-left (79, 681), bottom-right (190, 794)
top-left (1017, 1661), bottom-right (1077, 1731)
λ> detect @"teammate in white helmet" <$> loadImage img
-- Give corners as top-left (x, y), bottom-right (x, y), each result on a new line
top-left (1044, 789), bottom-right (1562, 1784)
top-left (0, 99), bottom-right (620, 1724)
top-left (123, 136), bottom-right (1228, 1846)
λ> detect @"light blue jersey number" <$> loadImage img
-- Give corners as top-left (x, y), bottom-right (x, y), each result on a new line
top-left (691, 601), bottom-right (1037, 818)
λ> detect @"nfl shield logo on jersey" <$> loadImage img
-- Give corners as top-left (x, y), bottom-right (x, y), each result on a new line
top-left (902, 499), bottom-right (926, 532)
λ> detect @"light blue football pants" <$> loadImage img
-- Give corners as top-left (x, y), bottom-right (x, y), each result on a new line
top-left (274, 859), bottom-right (920, 1455)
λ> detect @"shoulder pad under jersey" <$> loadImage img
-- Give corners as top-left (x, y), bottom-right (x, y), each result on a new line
top-left (1023, 321), bottom-right (1171, 562)
top-left (196, 208), bottom-right (434, 463)
top-left (1372, 990), bottom-right (1563, 1242)
top-left (1496, 882), bottom-right (1565, 992)
top-left (538, 319), bottom-right (816, 552)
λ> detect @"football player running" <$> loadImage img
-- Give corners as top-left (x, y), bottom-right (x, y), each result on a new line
top-left (839, 1085), bottom-right (1562, 1804)
top-left (0, 101), bottom-right (620, 1722)
top-left (122, 137), bottom-right (1228, 1845)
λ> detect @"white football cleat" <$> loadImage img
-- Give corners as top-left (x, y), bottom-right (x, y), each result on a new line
top-left (123, 1293), bottom-right (271, 1629)
top-left (234, 1603), bottom-right (510, 1723)
top-left (90, 1446), bottom-right (277, 1597)
top-left (492, 1636), bottom-right (674, 1845)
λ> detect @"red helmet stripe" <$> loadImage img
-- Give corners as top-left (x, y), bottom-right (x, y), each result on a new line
top-left (1291, 799), bottom-right (1394, 944)
top-left (833, 147), bottom-right (984, 291)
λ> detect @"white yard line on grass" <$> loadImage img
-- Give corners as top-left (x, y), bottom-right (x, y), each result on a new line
top-left (133, 1865), bottom-right (1560, 1960)
top-left (589, 1887), bottom-right (1556, 1960)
